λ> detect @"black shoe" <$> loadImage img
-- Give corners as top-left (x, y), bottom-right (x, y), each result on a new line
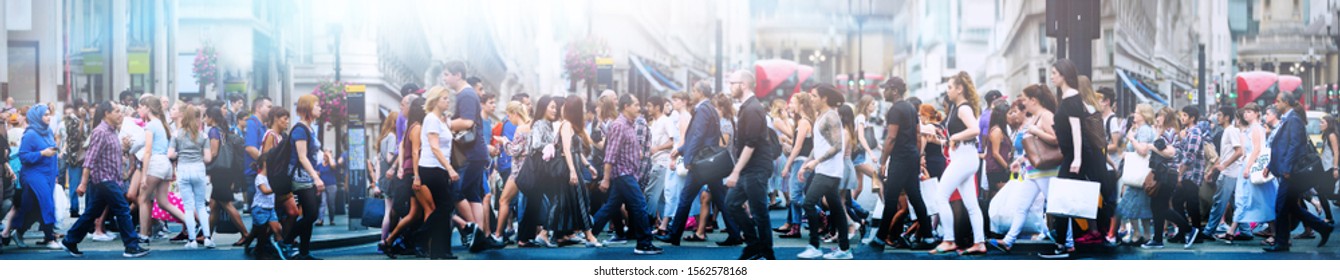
top-left (0, 234), bottom-right (10, 246)
top-left (737, 245), bottom-right (761, 260)
top-left (60, 240), bottom-right (83, 257)
top-left (1263, 245), bottom-right (1291, 252)
top-left (468, 228), bottom-right (492, 253)
top-left (430, 254), bottom-right (459, 260)
top-left (1037, 246), bottom-right (1070, 259)
top-left (910, 240), bottom-right (938, 250)
top-left (1319, 226), bottom-right (1333, 247)
top-left (169, 232), bottom-right (189, 243)
top-left (760, 249), bottom-right (777, 260)
top-left (1140, 239), bottom-right (1164, 249)
top-left (70, 211), bottom-right (80, 219)
top-left (122, 247), bottom-right (151, 258)
top-left (379, 243), bottom-right (397, 259)
top-left (1184, 228), bottom-right (1200, 249)
top-left (634, 244), bottom-right (664, 255)
top-left (715, 238), bottom-right (744, 247)
top-left (654, 234), bottom-right (681, 246)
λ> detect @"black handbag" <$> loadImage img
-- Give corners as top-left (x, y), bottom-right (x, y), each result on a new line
top-left (1292, 139), bottom-right (1326, 175)
top-left (690, 134), bottom-right (735, 183)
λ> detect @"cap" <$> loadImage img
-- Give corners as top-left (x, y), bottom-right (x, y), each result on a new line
top-left (400, 83), bottom-right (426, 96)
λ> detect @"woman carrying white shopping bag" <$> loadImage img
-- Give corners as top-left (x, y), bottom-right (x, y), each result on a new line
top-left (988, 85), bottom-right (1059, 253)
top-left (1039, 59), bottom-right (1111, 259)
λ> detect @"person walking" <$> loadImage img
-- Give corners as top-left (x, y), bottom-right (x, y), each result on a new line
top-left (60, 101), bottom-right (151, 258)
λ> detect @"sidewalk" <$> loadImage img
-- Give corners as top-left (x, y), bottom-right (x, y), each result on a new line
top-left (0, 213), bottom-right (379, 254)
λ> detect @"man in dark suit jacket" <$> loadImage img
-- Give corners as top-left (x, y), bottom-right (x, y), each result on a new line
top-left (1266, 92), bottom-right (1334, 252)
top-left (657, 81), bottom-right (743, 247)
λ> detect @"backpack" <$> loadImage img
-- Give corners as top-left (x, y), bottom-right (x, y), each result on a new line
top-left (265, 126), bottom-right (298, 196)
top-left (1081, 105), bottom-right (1108, 155)
top-left (208, 127), bottom-right (245, 174)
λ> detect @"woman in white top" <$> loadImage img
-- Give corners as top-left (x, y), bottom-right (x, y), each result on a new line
top-left (416, 87), bottom-right (461, 259)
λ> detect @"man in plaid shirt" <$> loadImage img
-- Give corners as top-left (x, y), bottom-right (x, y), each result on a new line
top-left (591, 94), bottom-right (663, 255)
top-left (61, 101), bottom-right (150, 258)
top-left (1174, 106), bottom-right (1209, 245)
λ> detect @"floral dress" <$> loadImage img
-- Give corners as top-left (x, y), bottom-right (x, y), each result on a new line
top-left (1117, 124), bottom-right (1154, 220)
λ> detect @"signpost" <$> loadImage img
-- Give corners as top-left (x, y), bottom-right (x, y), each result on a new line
top-left (345, 84), bottom-right (367, 231)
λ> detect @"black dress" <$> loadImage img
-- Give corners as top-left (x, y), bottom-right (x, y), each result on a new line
top-left (547, 133), bottom-right (593, 233)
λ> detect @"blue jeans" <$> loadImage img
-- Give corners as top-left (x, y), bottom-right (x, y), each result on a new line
top-left (67, 166), bottom-right (83, 214)
top-left (591, 175), bottom-right (654, 246)
top-left (1204, 175), bottom-right (1238, 234)
top-left (63, 181), bottom-right (141, 249)
top-left (668, 169), bottom-right (742, 240)
top-left (786, 159), bottom-right (810, 226)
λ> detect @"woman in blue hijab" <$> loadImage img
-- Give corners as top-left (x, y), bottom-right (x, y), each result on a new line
top-left (14, 104), bottom-right (60, 248)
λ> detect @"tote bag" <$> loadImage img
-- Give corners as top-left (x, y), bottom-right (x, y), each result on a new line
top-left (1045, 177), bottom-right (1100, 219)
top-left (1119, 152), bottom-right (1151, 187)
top-left (1248, 148), bottom-right (1274, 184)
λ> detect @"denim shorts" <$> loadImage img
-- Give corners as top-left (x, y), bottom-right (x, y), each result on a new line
top-left (251, 206), bottom-right (278, 225)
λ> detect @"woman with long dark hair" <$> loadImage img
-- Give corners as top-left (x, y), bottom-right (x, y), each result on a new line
top-left (550, 95), bottom-right (602, 247)
top-left (381, 98), bottom-right (426, 258)
top-left (988, 84), bottom-right (1058, 252)
top-left (1039, 59), bottom-right (1109, 258)
top-left (516, 96), bottom-right (559, 247)
top-left (206, 106), bottom-right (249, 245)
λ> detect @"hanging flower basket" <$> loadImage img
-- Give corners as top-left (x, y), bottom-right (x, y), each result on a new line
top-left (192, 44), bottom-right (219, 89)
top-left (562, 37), bottom-right (609, 87)
top-left (312, 79), bottom-right (348, 129)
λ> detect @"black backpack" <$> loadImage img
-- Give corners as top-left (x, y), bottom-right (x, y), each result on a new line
top-left (208, 127), bottom-right (246, 174)
top-left (264, 126), bottom-right (301, 196)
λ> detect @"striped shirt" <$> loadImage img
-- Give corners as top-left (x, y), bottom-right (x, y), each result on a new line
top-left (84, 121), bottom-right (122, 184)
top-left (604, 115), bottom-right (642, 180)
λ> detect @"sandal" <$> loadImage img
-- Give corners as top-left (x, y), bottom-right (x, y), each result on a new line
top-left (1295, 233), bottom-right (1317, 239)
top-left (958, 248), bottom-right (987, 256)
top-left (683, 235), bottom-right (707, 242)
top-left (928, 244), bottom-right (958, 255)
top-left (988, 239), bottom-right (1012, 253)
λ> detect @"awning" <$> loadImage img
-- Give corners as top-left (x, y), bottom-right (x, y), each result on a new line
top-left (1117, 69), bottom-right (1169, 105)
top-left (630, 55), bottom-right (683, 92)
top-left (630, 56), bottom-right (667, 92)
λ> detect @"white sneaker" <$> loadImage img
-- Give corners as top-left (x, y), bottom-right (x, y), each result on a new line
top-left (203, 238), bottom-right (216, 249)
top-left (797, 246), bottom-right (824, 259)
top-left (91, 233), bottom-right (115, 242)
top-left (46, 241), bottom-right (64, 250)
top-left (184, 241), bottom-right (198, 249)
top-left (822, 249), bottom-right (853, 260)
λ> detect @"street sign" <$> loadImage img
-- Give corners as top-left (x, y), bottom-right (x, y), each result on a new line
top-left (83, 50), bottom-right (104, 74)
top-left (128, 50), bottom-right (150, 74)
top-left (596, 57), bottom-right (613, 92)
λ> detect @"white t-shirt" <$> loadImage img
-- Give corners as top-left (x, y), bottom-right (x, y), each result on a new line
top-left (650, 116), bottom-right (675, 167)
top-left (812, 110), bottom-right (846, 177)
top-left (119, 118), bottom-right (146, 160)
top-left (418, 113), bottom-right (453, 169)
top-left (1218, 125), bottom-right (1245, 177)
top-left (253, 174), bottom-right (275, 209)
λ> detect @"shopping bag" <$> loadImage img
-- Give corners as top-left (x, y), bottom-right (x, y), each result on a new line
top-left (1248, 148), bottom-right (1274, 184)
top-left (1119, 152), bottom-right (1150, 187)
top-left (1045, 177), bottom-right (1100, 219)
top-left (988, 180), bottom-right (1047, 235)
top-left (53, 184), bottom-right (70, 225)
